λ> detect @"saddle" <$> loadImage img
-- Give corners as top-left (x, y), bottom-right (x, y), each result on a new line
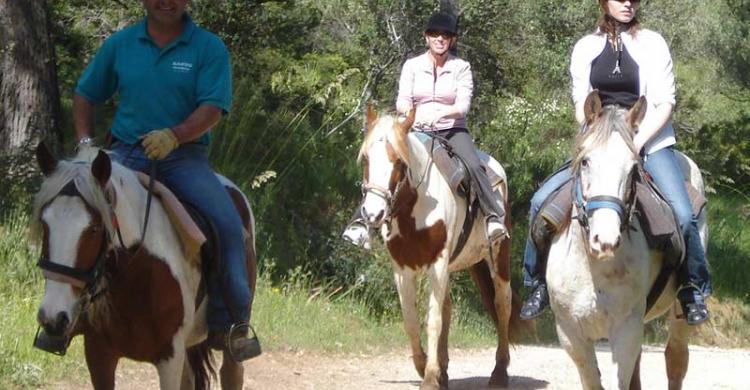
top-left (412, 132), bottom-right (507, 260)
top-left (413, 132), bottom-right (506, 196)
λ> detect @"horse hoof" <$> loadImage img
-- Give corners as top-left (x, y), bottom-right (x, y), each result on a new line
top-left (489, 368), bottom-right (509, 388)
top-left (419, 383), bottom-right (443, 390)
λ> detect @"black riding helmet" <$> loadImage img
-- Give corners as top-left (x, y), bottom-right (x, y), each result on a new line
top-left (425, 12), bottom-right (458, 36)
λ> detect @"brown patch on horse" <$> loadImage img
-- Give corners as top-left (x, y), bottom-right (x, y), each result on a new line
top-left (82, 249), bottom-right (184, 363)
top-left (386, 181), bottom-right (447, 270)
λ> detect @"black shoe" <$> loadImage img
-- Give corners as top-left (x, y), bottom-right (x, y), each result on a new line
top-left (520, 282), bottom-right (549, 320)
top-left (207, 324), bottom-right (262, 362)
top-left (678, 287), bottom-right (709, 326)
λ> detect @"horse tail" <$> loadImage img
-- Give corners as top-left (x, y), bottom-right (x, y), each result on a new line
top-left (187, 341), bottom-right (216, 390)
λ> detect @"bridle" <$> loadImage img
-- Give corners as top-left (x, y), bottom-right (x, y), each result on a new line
top-left (361, 162), bottom-right (410, 223)
top-left (573, 161), bottom-right (639, 235)
top-left (360, 135), bottom-right (433, 224)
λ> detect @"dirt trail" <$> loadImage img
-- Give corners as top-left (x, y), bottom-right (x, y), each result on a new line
top-left (52, 344), bottom-right (748, 389)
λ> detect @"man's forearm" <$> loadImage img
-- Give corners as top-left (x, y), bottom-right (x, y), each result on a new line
top-left (73, 94), bottom-right (95, 141)
top-left (170, 104), bottom-right (223, 144)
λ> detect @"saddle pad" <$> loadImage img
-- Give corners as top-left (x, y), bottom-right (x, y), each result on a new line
top-left (135, 172), bottom-right (206, 262)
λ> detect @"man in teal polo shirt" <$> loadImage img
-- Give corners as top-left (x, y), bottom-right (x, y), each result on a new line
top-left (73, 0), bottom-right (259, 361)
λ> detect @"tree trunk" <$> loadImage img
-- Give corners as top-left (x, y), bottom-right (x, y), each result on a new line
top-left (0, 0), bottom-right (61, 206)
top-left (0, 0), bottom-right (61, 155)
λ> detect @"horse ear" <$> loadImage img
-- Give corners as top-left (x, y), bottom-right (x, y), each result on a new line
top-left (584, 90), bottom-right (603, 124)
top-left (366, 104), bottom-right (377, 134)
top-left (91, 150), bottom-right (111, 188)
top-left (628, 96), bottom-right (648, 130)
top-left (36, 142), bottom-right (58, 176)
top-left (400, 107), bottom-right (416, 133)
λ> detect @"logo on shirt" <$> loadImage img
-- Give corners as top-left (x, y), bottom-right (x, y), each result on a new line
top-left (172, 61), bottom-right (193, 73)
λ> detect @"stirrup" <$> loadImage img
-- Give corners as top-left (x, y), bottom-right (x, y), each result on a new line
top-left (227, 323), bottom-right (262, 362)
top-left (485, 215), bottom-right (509, 243)
top-left (677, 285), bottom-right (709, 326)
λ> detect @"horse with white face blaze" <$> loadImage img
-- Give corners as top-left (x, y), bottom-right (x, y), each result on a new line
top-left (359, 107), bottom-right (523, 390)
top-left (32, 144), bottom-right (257, 390)
top-left (546, 91), bottom-right (706, 390)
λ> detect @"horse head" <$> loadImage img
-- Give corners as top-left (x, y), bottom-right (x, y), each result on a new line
top-left (358, 106), bottom-right (415, 226)
top-left (32, 143), bottom-right (123, 348)
top-left (573, 91), bottom-right (646, 259)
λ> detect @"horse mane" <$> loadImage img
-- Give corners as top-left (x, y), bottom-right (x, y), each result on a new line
top-left (358, 113), bottom-right (410, 167)
top-left (571, 105), bottom-right (638, 175)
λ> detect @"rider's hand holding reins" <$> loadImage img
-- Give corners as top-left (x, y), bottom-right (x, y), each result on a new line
top-left (142, 128), bottom-right (179, 160)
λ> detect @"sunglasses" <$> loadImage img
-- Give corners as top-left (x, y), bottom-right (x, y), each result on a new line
top-left (426, 30), bottom-right (456, 39)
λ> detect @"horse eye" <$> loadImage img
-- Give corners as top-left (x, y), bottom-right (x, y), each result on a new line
top-left (581, 158), bottom-right (590, 168)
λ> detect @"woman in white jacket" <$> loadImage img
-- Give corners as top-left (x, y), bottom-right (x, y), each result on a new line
top-left (520, 0), bottom-right (711, 325)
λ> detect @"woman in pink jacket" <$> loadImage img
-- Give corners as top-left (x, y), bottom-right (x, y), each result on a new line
top-left (343, 12), bottom-right (508, 248)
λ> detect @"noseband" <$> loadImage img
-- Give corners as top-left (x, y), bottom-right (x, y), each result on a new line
top-left (573, 167), bottom-right (638, 234)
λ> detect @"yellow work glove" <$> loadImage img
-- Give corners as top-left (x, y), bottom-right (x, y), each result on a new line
top-left (142, 128), bottom-right (179, 160)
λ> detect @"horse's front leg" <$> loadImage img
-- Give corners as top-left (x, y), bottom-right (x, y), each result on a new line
top-left (156, 338), bottom-right (187, 389)
top-left (609, 313), bottom-right (644, 390)
top-left (84, 334), bottom-right (119, 390)
top-left (423, 257), bottom-right (450, 390)
top-left (556, 322), bottom-right (602, 390)
top-left (394, 267), bottom-right (426, 378)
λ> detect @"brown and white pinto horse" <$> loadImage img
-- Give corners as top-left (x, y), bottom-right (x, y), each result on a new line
top-left (358, 108), bottom-right (523, 389)
top-left (32, 144), bottom-right (257, 390)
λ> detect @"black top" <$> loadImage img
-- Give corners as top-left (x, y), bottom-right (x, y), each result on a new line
top-left (590, 36), bottom-right (640, 108)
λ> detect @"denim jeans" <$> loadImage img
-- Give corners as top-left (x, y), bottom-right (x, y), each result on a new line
top-left (110, 142), bottom-right (251, 332)
top-left (522, 166), bottom-right (572, 287)
top-left (644, 147), bottom-right (712, 295)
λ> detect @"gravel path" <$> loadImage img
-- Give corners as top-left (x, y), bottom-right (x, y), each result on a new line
top-left (52, 344), bottom-right (748, 389)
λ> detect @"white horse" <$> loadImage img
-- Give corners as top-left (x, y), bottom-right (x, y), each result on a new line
top-left (546, 91), bottom-right (706, 390)
top-left (358, 108), bottom-right (522, 389)
top-left (32, 144), bottom-right (257, 390)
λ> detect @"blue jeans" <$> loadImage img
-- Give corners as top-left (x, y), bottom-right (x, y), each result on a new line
top-left (110, 142), bottom-right (251, 332)
top-left (644, 147), bottom-right (711, 295)
top-left (523, 166), bottom-right (572, 287)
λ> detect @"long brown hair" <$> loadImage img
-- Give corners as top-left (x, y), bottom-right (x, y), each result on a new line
top-left (597, 0), bottom-right (640, 41)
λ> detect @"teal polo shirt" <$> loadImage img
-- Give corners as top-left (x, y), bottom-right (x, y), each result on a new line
top-left (76, 15), bottom-right (232, 145)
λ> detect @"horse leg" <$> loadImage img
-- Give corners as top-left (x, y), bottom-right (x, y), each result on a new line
top-left (437, 290), bottom-right (451, 388)
top-left (665, 306), bottom-right (691, 390)
top-left (556, 323), bottom-right (602, 390)
top-left (422, 260), bottom-right (450, 390)
top-left (394, 268), bottom-right (426, 378)
top-left (609, 314), bottom-right (644, 390)
top-left (491, 234), bottom-right (513, 388)
top-left (629, 350), bottom-right (642, 390)
top-left (156, 343), bottom-right (187, 389)
top-left (84, 334), bottom-right (119, 390)
top-left (180, 357), bottom-right (195, 390)
top-left (220, 350), bottom-right (244, 390)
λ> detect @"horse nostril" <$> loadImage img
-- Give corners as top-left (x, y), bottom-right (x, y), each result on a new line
top-left (375, 209), bottom-right (385, 221)
top-left (44, 312), bottom-right (70, 336)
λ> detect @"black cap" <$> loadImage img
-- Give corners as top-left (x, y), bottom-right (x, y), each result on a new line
top-left (425, 12), bottom-right (458, 35)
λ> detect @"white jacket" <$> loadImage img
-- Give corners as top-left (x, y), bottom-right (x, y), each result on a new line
top-left (570, 28), bottom-right (676, 154)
